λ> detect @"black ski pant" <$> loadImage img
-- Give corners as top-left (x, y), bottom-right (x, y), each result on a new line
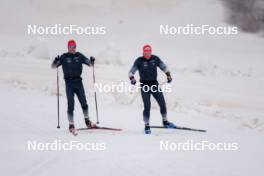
top-left (65, 79), bottom-right (88, 124)
top-left (140, 83), bottom-right (167, 124)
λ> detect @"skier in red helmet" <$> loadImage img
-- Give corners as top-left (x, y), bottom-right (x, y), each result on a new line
top-left (129, 44), bottom-right (176, 134)
top-left (51, 40), bottom-right (95, 134)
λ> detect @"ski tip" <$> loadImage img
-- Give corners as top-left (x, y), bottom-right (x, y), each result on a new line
top-left (199, 130), bottom-right (207, 132)
top-left (190, 129), bottom-right (207, 132)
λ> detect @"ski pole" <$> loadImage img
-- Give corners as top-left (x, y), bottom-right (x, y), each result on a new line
top-left (56, 67), bottom-right (60, 128)
top-left (92, 64), bottom-right (100, 124)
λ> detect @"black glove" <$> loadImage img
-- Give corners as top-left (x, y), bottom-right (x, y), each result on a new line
top-left (129, 76), bottom-right (136, 85)
top-left (54, 55), bottom-right (60, 62)
top-left (166, 72), bottom-right (172, 83)
top-left (51, 55), bottom-right (60, 68)
top-left (90, 56), bottom-right (95, 65)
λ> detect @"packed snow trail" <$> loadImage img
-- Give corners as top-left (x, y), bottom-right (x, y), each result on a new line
top-left (0, 86), bottom-right (263, 176)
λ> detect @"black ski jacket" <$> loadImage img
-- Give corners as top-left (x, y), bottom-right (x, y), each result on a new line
top-left (52, 52), bottom-right (91, 81)
top-left (129, 55), bottom-right (169, 83)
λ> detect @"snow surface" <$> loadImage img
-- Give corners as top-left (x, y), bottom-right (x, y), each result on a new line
top-left (0, 0), bottom-right (264, 175)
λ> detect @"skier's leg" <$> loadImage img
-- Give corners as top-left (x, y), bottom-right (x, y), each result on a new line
top-left (75, 81), bottom-right (89, 119)
top-left (75, 81), bottom-right (94, 127)
top-left (152, 87), bottom-right (176, 128)
top-left (152, 87), bottom-right (167, 121)
top-left (141, 88), bottom-right (151, 124)
top-left (65, 82), bottom-right (75, 124)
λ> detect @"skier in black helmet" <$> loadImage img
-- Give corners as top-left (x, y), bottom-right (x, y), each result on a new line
top-left (129, 44), bottom-right (176, 134)
top-left (51, 40), bottom-right (95, 133)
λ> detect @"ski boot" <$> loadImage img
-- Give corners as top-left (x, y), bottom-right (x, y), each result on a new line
top-left (69, 124), bottom-right (77, 136)
top-left (163, 120), bottom-right (176, 129)
top-left (144, 124), bottom-right (151, 134)
top-left (85, 118), bottom-right (95, 128)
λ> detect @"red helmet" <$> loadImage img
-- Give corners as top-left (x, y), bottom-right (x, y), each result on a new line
top-left (143, 44), bottom-right (152, 52)
top-left (68, 40), bottom-right (76, 48)
top-left (143, 44), bottom-right (152, 59)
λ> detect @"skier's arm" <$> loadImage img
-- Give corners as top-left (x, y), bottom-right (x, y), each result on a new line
top-left (157, 58), bottom-right (172, 83)
top-left (128, 60), bottom-right (138, 85)
top-left (157, 58), bottom-right (169, 73)
top-left (80, 53), bottom-right (93, 66)
top-left (129, 60), bottom-right (138, 77)
top-left (51, 55), bottom-right (62, 69)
